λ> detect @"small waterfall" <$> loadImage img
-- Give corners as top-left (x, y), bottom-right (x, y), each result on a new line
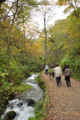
top-left (2, 74), bottom-right (43, 120)
top-left (2, 99), bottom-right (34, 120)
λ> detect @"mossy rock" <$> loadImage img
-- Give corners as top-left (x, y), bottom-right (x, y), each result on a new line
top-left (26, 99), bottom-right (36, 106)
top-left (4, 111), bottom-right (16, 120)
top-left (9, 92), bottom-right (16, 100)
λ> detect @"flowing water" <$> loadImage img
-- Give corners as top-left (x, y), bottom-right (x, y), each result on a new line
top-left (2, 74), bottom-right (43, 120)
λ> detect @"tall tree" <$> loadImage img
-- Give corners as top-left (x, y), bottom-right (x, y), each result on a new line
top-left (36, 0), bottom-right (54, 65)
top-left (3, 0), bottom-right (37, 73)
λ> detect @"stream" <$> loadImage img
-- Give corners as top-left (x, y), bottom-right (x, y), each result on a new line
top-left (2, 74), bottom-right (43, 120)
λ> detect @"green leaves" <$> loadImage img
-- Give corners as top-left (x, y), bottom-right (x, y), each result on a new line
top-left (57, 0), bottom-right (80, 18)
top-left (21, 0), bottom-right (36, 5)
top-left (45, 7), bottom-right (80, 80)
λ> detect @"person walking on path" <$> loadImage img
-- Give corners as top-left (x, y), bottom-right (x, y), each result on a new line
top-left (64, 66), bottom-right (71, 87)
top-left (48, 66), bottom-right (53, 80)
top-left (45, 65), bottom-right (48, 75)
top-left (63, 64), bottom-right (68, 80)
top-left (54, 64), bottom-right (62, 86)
top-left (63, 64), bottom-right (68, 73)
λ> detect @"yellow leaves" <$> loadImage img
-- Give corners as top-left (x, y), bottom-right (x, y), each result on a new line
top-left (33, 44), bottom-right (41, 49)
top-left (73, 33), bottom-right (80, 38)
top-left (1, 20), bottom-right (10, 28)
top-left (64, 41), bottom-right (69, 45)
top-left (53, 116), bottom-right (59, 119)
top-left (25, 43), bottom-right (30, 47)
top-left (42, 118), bottom-right (44, 120)
top-left (3, 3), bottom-right (11, 9)
top-left (25, 43), bottom-right (44, 60)
top-left (71, 113), bottom-right (80, 116)
top-left (56, 0), bottom-right (68, 5)
top-left (10, 46), bottom-right (19, 56)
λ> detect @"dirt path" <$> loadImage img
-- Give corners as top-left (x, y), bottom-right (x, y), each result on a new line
top-left (42, 72), bottom-right (80, 120)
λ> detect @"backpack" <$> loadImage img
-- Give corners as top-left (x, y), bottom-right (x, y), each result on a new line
top-left (65, 68), bottom-right (71, 77)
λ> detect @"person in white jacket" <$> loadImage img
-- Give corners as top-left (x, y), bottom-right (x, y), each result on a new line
top-left (45, 65), bottom-right (48, 74)
top-left (54, 64), bottom-right (62, 86)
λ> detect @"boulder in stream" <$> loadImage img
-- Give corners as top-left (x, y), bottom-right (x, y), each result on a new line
top-left (26, 99), bottom-right (36, 106)
top-left (4, 111), bottom-right (16, 120)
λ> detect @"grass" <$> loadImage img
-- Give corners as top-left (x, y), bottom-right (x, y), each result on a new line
top-left (12, 83), bottom-right (31, 94)
top-left (35, 73), bottom-right (46, 92)
top-left (0, 117), bottom-right (2, 120)
top-left (29, 93), bottom-right (50, 120)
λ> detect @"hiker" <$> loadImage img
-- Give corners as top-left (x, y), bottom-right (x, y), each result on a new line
top-left (54, 64), bottom-right (62, 86)
top-left (48, 66), bottom-right (53, 80)
top-left (45, 65), bottom-right (48, 75)
top-left (52, 64), bottom-right (55, 78)
top-left (64, 66), bottom-right (71, 87)
top-left (63, 65), bottom-right (68, 73)
top-left (63, 65), bottom-right (68, 80)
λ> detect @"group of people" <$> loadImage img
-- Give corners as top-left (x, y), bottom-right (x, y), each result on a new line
top-left (45, 64), bottom-right (71, 87)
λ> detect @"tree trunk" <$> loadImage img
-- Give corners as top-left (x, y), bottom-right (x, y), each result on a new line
top-left (44, 11), bottom-right (47, 65)
top-left (7, 0), bottom-right (19, 74)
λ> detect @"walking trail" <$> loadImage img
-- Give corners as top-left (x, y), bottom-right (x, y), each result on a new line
top-left (41, 72), bottom-right (80, 120)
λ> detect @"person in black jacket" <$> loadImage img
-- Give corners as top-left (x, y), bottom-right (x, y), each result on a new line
top-left (63, 65), bottom-right (68, 73)
top-left (64, 66), bottom-right (71, 87)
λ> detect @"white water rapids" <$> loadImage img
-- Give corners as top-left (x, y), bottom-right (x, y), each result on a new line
top-left (2, 74), bottom-right (43, 120)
